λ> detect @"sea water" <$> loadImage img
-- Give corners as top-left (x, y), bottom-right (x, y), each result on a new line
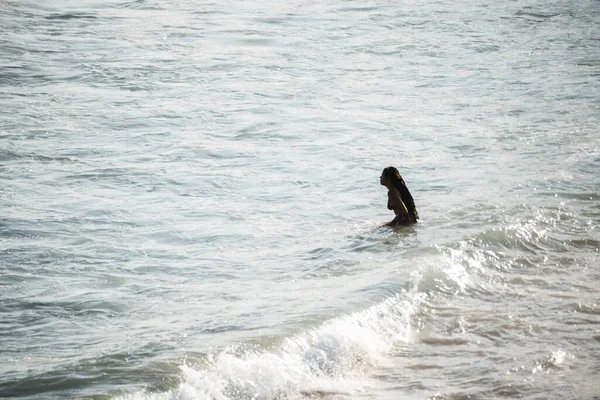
top-left (1, 0), bottom-right (599, 399)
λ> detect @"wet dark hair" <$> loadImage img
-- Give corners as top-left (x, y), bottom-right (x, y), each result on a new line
top-left (382, 166), bottom-right (419, 221)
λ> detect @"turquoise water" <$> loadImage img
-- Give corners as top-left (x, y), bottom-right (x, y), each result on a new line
top-left (1, 0), bottom-right (599, 399)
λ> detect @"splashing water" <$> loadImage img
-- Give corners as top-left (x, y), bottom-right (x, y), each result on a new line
top-left (116, 295), bottom-right (418, 400)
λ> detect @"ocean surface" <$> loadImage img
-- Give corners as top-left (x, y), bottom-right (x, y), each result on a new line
top-left (1, 0), bottom-right (599, 399)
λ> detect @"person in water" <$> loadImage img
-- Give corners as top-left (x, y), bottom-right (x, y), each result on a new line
top-left (380, 166), bottom-right (419, 226)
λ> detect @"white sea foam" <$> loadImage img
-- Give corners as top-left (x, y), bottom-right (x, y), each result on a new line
top-left (115, 295), bottom-right (417, 400)
top-left (411, 249), bottom-right (473, 295)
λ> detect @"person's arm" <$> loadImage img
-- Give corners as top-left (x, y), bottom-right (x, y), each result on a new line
top-left (386, 189), bottom-right (410, 226)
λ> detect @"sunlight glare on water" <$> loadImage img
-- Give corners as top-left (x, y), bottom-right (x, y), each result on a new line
top-left (0, 0), bottom-right (599, 399)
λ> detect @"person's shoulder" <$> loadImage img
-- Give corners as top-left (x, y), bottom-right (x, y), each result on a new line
top-left (390, 187), bottom-right (402, 197)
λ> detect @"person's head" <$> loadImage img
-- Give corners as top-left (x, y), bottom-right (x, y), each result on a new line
top-left (380, 166), bottom-right (419, 221)
top-left (380, 166), bottom-right (401, 187)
